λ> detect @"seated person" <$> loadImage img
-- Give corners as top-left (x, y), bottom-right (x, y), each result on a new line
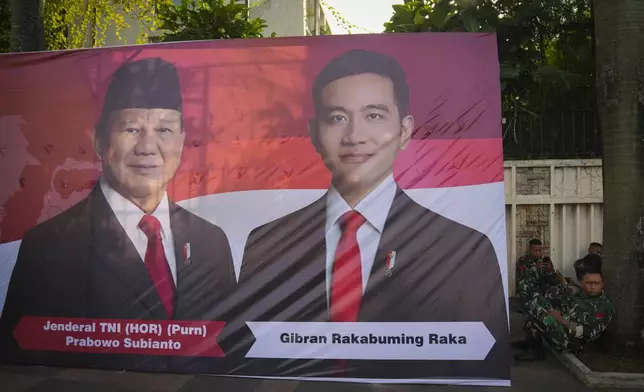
top-left (513, 248), bottom-right (561, 348)
top-left (514, 264), bottom-right (615, 362)
top-left (516, 239), bottom-right (560, 310)
top-left (567, 243), bottom-right (603, 289)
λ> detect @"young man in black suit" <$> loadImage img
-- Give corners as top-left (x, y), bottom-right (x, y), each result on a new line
top-left (0, 57), bottom-right (236, 373)
top-left (229, 49), bottom-right (510, 380)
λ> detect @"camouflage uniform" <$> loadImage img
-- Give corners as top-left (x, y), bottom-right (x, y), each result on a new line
top-left (516, 256), bottom-right (560, 308)
top-left (523, 286), bottom-right (615, 352)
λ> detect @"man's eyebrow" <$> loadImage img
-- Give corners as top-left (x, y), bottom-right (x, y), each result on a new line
top-left (158, 118), bottom-right (179, 125)
top-left (320, 104), bottom-right (391, 114)
top-left (320, 105), bottom-right (348, 114)
top-left (113, 118), bottom-right (137, 126)
top-left (362, 104), bottom-right (390, 112)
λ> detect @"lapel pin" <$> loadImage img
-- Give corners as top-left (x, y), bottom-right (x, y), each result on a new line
top-left (384, 250), bottom-right (397, 277)
top-left (183, 242), bottom-right (192, 265)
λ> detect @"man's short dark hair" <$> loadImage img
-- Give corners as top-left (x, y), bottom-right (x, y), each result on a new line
top-left (579, 263), bottom-right (603, 281)
top-left (589, 242), bottom-right (603, 249)
top-left (576, 253), bottom-right (603, 281)
top-left (529, 239), bottom-right (542, 247)
top-left (311, 49), bottom-right (410, 118)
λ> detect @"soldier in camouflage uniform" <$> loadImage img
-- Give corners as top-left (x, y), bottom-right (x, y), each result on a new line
top-left (516, 254), bottom-right (560, 305)
top-left (513, 239), bottom-right (565, 350)
top-left (515, 239), bottom-right (561, 311)
top-left (514, 263), bottom-right (614, 362)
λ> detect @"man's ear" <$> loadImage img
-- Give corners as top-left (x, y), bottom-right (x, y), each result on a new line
top-left (93, 129), bottom-right (103, 159)
top-left (179, 126), bottom-right (186, 142)
top-left (178, 127), bottom-right (186, 153)
top-left (400, 115), bottom-right (414, 150)
top-left (308, 119), bottom-right (322, 154)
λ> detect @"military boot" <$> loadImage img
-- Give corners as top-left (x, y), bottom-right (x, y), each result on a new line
top-left (514, 336), bottom-right (546, 362)
top-left (511, 324), bottom-right (536, 349)
top-left (511, 337), bottom-right (532, 350)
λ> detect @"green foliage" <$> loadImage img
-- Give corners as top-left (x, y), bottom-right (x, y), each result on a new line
top-left (385, 0), bottom-right (595, 114)
top-left (154, 0), bottom-right (268, 42)
top-left (43, 0), bottom-right (165, 50)
top-left (7, 0), bottom-right (265, 51)
top-left (321, 0), bottom-right (369, 34)
top-left (319, 22), bottom-right (332, 36)
top-left (0, 0), bottom-right (10, 53)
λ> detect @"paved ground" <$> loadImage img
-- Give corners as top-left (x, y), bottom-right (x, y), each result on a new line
top-left (0, 301), bottom-right (624, 391)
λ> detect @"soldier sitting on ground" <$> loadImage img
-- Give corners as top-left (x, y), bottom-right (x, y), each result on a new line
top-left (515, 239), bottom-right (560, 313)
top-left (514, 259), bottom-right (614, 362)
top-left (513, 239), bottom-right (562, 349)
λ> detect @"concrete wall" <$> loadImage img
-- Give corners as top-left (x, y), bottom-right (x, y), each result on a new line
top-left (102, 10), bottom-right (148, 47)
top-left (250, 0), bottom-right (307, 37)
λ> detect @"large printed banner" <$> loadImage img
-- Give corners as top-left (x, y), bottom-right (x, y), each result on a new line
top-left (0, 33), bottom-right (510, 386)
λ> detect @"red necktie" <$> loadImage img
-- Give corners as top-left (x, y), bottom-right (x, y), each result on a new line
top-left (330, 211), bottom-right (366, 373)
top-left (138, 215), bottom-right (176, 318)
top-left (330, 210), bottom-right (366, 321)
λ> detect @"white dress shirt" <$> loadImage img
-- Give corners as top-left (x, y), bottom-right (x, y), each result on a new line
top-left (100, 180), bottom-right (178, 286)
top-left (325, 174), bottom-right (397, 305)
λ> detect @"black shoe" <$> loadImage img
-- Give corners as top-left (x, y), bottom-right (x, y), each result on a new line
top-left (511, 338), bottom-right (531, 350)
top-left (514, 339), bottom-right (545, 362)
top-left (514, 349), bottom-right (544, 362)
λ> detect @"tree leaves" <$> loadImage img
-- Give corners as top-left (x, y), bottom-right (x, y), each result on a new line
top-left (155, 0), bottom-right (267, 42)
top-left (0, 0), bottom-right (10, 52)
top-left (41, 0), bottom-right (165, 50)
top-left (385, 0), bottom-right (596, 113)
top-left (1, 0), bottom-right (267, 50)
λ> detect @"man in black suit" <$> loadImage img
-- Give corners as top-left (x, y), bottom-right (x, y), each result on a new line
top-left (0, 58), bottom-right (236, 373)
top-left (229, 49), bottom-right (510, 380)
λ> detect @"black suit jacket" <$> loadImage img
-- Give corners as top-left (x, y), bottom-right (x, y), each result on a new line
top-left (0, 186), bottom-right (236, 374)
top-left (226, 187), bottom-right (510, 380)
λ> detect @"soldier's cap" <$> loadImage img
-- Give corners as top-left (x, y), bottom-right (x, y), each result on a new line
top-left (98, 57), bottom-right (183, 128)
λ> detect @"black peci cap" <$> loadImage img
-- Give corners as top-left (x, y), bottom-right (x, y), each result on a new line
top-left (98, 57), bottom-right (183, 129)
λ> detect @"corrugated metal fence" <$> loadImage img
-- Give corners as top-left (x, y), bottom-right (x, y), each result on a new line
top-left (504, 159), bottom-right (603, 296)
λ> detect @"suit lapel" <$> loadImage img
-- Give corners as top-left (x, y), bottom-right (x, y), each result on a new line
top-left (360, 188), bottom-right (412, 320)
top-left (89, 186), bottom-right (167, 318)
top-left (170, 202), bottom-right (189, 282)
top-left (170, 202), bottom-right (198, 320)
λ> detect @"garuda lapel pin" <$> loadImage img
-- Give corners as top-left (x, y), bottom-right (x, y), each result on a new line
top-left (183, 243), bottom-right (191, 265)
top-left (385, 250), bottom-right (397, 277)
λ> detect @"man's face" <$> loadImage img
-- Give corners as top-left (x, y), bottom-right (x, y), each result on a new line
top-left (529, 244), bottom-right (543, 258)
top-left (582, 273), bottom-right (604, 296)
top-left (311, 73), bottom-right (413, 195)
top-left (97, 108), bottom-right (184, 202)
top-left (589, 245), bottom-right (602, 256)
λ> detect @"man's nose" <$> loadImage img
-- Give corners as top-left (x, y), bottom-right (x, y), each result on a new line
top-left (343, 119), bottom-right (368, 144)
top-left (133, 128), bottom-right (158, 154)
